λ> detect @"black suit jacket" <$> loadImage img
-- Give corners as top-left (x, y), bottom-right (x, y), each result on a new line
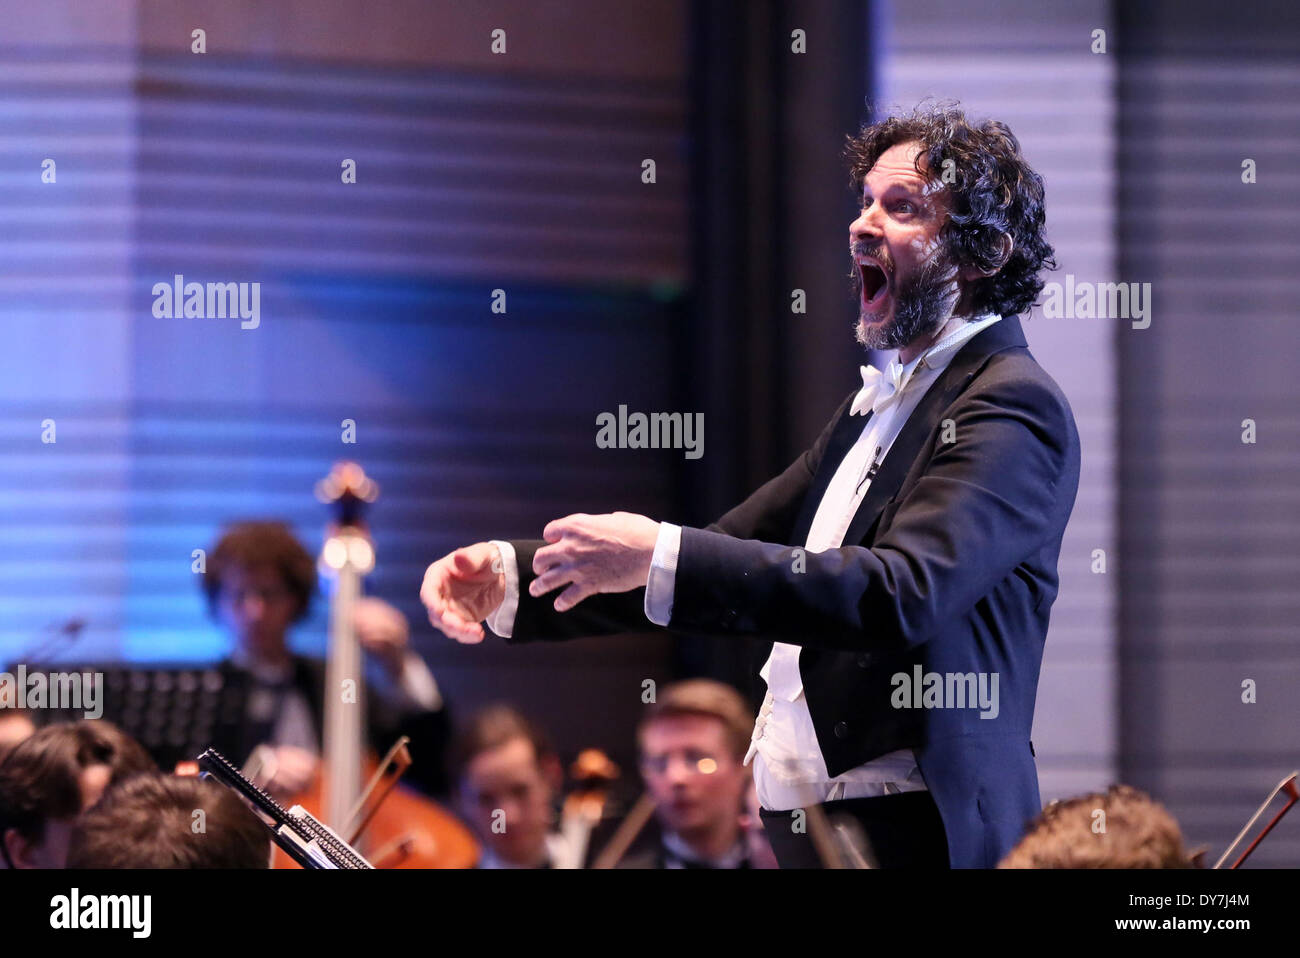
top-left (214, 654), bottom-right (453, 797)
top-left (492, 315), bottom-right (1080, 867)
top-left (581, 812), bottom-right (752, 869)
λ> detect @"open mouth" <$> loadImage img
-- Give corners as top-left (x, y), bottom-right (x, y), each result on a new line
top-left (859, 261), bottom-right (890, 310)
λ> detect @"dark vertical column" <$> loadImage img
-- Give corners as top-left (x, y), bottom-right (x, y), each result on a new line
top-left (678, 0), bottom-right (871, 692)
top-left (684, 0), bottom-right (783, 529)
top-left (776, 0), bottom-right (873, 452)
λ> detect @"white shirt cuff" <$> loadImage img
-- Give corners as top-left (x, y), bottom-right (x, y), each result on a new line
top-left (644, 522), bottom-right (681, 627)
top-left (486, 539), bottom-right (519, 639)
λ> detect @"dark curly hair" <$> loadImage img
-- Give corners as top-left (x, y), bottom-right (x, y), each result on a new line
top-left (203, 520), bottom-right (317, 622)
top-left (845, 101), bottom-right (1056, 318)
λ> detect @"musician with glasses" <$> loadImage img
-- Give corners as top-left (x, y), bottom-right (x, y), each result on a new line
top-left (592, 679), bottom-right (775, 869)
top-left (203, 520), bottom-right (452, 797)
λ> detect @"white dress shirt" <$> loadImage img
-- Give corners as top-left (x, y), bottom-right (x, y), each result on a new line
top-left (489, 314), bottom-right (1002, 812)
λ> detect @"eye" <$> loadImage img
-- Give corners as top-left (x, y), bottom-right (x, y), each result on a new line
top-left (893, 201), bottom-right (916, 214)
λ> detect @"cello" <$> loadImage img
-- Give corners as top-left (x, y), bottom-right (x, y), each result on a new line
top-left (266, 461), bottom-right (477, 868)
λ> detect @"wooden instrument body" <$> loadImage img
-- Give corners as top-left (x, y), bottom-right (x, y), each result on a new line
top-left (271, 757), bottom-right (477, 869)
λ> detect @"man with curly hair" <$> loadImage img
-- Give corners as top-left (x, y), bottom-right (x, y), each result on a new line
top-left (998, 785), bottom-right (1193, 869)
top-left (421, 102), bottom-right (1080, 868)
top-left (205, 520), bottom-right (453, 798)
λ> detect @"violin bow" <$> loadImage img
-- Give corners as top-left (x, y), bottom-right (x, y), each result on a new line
top-left (1213, 770), bottom-right (1298, 869)
top-left (590, 793), bottom-right (657, 869)
top-left (343, 736), bottom-right (414, 845)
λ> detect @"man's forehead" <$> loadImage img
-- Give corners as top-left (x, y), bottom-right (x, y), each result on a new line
top-left (640, 712), bottom-right (725, 747)
top-left (467, 736), bottom-right (540, 780)
top-left (864, 141), bottom-right (936, 191)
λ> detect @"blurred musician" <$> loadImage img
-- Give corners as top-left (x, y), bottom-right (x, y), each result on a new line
top-left (203, 520), bottom-right (452, 797)
top-left (67, 772), bottom-right (270, 869)
top-left (0, 720), bottom-right (155, 868)
top-left (998, 784), bottom-right (1194, 869)
top-left (450, 704), bottom-right (577, 868)
top-left (595, 679), bottom-right (774, 869)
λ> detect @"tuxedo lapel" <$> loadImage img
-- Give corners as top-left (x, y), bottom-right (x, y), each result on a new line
top-left (817, 316), bottom-right (1029, 549)
top-left (840, 359), bottom-right (975, 547)
top-left (789, 405), bottom-right (874, 546)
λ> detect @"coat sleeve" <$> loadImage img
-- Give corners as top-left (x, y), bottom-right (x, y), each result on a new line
top-left (667, 377), bottom-right (1076, 654)
top-left (491, 392), bottom-right (857, 644)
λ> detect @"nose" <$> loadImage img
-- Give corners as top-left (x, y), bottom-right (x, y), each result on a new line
top-left (663, 755), bottom-right (693, 785)
top-left (240, 595), bottom-right (266, 622)
top-left (850, 204), bottom-right (882, 243)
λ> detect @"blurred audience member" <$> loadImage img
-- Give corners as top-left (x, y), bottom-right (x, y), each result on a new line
top-left (599, 679), bottom-right (770, 868)
top-left (0, 720), bottom-right (156, 868)
top-left (451, 704), bottom-right (573, 868)
top-left (998, 784), bottom-right (1194, 868)
top-left (68, 772), bottom-right (269, 868)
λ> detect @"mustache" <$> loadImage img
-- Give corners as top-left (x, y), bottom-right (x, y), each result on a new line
top-left (849, 242), bottom-right (895, 273)
top-left (849, 244), bottom-right (896, 299)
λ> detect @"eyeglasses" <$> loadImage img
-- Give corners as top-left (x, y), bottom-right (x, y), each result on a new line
top-left (639, 750), bottom-right (722, 777)
top-left (222, 586), bottom-right (293, 606)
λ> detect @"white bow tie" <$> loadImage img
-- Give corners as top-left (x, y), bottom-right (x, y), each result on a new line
top-left (850, 360), bottom-right (908, 417)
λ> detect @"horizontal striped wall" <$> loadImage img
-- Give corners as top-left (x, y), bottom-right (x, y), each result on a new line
top-left (876, 0), bottom-right (1120, 807)
top-left (0, 48), bottom-right (140, 660)
top-left (0, 34), bottom-right (692, 773)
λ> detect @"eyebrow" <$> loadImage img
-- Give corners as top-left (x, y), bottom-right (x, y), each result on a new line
top-left (862, 180), bottom-right (927, 199)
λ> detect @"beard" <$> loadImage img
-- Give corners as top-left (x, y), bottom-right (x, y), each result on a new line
top-left (852, 243), bottom-right (961, 351)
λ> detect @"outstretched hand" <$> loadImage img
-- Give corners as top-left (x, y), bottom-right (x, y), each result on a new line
top-left (528, 512), bottom-right (660, 613)
top-left (420, 542), bottom-right (506, 644)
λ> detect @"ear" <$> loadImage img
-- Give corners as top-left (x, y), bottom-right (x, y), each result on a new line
top-left (960, 233), bottom-right (1014, 281)
top-left (3, 828), bottom-right (33, 869)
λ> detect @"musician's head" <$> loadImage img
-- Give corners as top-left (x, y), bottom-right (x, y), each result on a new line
top-left (450, 704), bottom-right (561, 868)
top-left (204, 520), bottom-right (317, 658)
top-left (67, 772), bottom-right (270, 868)
top-left (636, 679), bottom-right (752, 845)
top-left (998, 784), bottom-right (1194, 869)
top-left (846, 101), bottom-right (1054, 355)
top-left (0, 720), bottom-right (155, 868)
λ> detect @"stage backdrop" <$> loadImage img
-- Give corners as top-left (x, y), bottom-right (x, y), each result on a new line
top-left (0, 0), bottom-right (692, 775)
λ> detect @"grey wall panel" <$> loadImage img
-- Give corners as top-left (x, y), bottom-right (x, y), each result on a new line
top-left (1118, 0), bottom-right (1300, 866)
top-left (877, 0), bottom-right (1120, 810)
